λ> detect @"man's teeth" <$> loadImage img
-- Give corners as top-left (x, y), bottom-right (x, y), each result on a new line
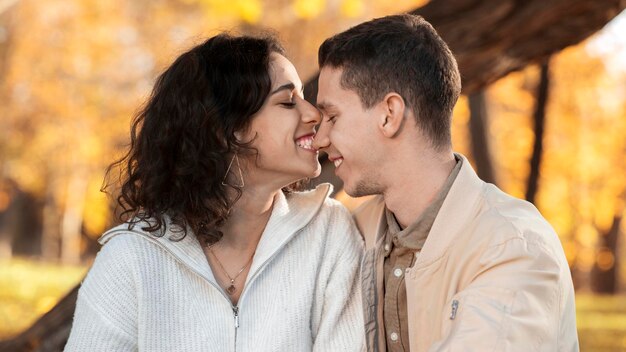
top-left (334, 158), bottom-right (343, 167)
top-left (296, 136), bottom-right (315, 150)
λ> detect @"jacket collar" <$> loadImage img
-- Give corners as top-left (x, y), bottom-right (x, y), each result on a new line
top-left (414, 153), bottom-right (485, 268)
top-left (99, 183), bottom-right (333, 286)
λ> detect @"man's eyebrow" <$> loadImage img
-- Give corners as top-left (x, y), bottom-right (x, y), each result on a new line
top-left (317, 101), bottom-right (335, 112)
top-left (271, 82), bottom-right (301, 95)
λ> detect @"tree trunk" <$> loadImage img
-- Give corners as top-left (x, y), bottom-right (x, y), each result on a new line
top-left (526, 59), bottom-right (550, 204)
top-left (468, 91), bottom-right (497, 185)
top-left (591, 214), bottom-right (622, 293)
top-left (412, 0), bottom-right (625, 94)
top-left (41, 185), bottom-right (61, 261)
top-left (9, 189), bottom-right (43, 257)
top-left (60, 172), bottom-right (87, 265)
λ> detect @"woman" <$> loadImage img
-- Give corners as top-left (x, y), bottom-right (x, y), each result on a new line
top-left (65, 34), bottom-right (364, 351)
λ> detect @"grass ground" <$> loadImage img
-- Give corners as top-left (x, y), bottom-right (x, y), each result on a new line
top-left (0, 258), bottom-right (88, 339)
top-left (577, 294), bottom-right (626, 351)
top-left (1, 258), bottom-right (625, 351)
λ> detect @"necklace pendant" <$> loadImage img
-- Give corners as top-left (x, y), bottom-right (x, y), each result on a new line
top-left (227, 285), bottom-right (237, 295)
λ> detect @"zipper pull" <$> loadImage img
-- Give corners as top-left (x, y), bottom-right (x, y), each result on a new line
top-left (450, 300), bottom-right (459, 320)
top-left (233, 306), bottom-right (240, 328)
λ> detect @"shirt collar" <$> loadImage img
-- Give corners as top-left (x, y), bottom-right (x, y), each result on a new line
top-left (385, 155), bottom-right (463, 250)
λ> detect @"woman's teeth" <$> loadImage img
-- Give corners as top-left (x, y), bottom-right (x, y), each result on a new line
top-left (296, 135), bottom-right (315, 150)
top-left (333, 158), bottom-right (343, 167)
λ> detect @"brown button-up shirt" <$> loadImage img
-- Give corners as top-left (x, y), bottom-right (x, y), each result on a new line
top-left (383, 157), bottom-right (462, 351)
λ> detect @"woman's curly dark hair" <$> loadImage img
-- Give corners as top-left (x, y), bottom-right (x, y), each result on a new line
top-left (104, 33), bottom-right (297, 246)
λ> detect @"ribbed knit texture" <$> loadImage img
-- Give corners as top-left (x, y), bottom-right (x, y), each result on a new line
top-left (65, 185), bottom-right (364, 352)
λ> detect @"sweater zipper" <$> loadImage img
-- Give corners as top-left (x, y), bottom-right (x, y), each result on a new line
top-left (105, 229), bottom-right (299, 351)
top-left (228, 240), bottom-right (295, 352)
top-left (233, 306), bottom-right (239, 352)
top-left (233, 306), bottom-right (240, 328)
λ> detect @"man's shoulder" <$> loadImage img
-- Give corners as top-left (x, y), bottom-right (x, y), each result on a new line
top-left (475, 184), bottom-right (559, 248)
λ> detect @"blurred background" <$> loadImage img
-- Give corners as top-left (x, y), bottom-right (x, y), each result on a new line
top-left (1, 0), bottom-right (625, 351)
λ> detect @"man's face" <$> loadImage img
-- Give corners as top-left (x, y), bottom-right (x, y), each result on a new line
top-left (313, 66), bottom-right (385, 197)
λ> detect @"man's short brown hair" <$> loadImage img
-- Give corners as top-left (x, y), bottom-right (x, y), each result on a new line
top-left (318, 14), bottom-right (461, 149)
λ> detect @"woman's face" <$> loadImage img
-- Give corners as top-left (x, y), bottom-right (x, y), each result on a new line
top-left (239, 53), bottom-right (321, 188)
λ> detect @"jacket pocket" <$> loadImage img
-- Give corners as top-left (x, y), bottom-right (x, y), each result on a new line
top-left (435, 287), bottom-right (516, 351)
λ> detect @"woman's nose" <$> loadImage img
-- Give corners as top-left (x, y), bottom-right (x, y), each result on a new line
top-left (298, 97), bottom-right (321, 125)
top-left (312, 120), bottom-right (330, 150)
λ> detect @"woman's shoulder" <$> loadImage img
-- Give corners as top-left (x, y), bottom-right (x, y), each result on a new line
top-left (94, 221), bottom-right (175, 267)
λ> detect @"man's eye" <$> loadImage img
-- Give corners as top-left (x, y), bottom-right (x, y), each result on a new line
top-left (327, 116), bottom-right (337, 124)
top-left (280, 102), bottom-right (296, 108)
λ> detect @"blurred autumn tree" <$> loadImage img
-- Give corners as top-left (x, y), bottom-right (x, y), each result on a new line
top-left (480, 43), bottom-right (626, 292)
top-left (1, 0), bottom-right (626, 350)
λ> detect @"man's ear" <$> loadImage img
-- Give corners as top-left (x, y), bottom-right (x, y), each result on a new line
top-left (378, 93), bottom-right (406, 138)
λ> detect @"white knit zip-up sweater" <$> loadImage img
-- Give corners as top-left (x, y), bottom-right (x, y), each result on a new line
top-left (65, 184), bottom-right (364, 352)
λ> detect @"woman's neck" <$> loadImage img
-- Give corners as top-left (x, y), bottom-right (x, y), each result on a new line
top-left (217, 184), bottom-right (278, 251)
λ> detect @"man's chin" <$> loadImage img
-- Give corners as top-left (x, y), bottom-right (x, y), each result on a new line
top-left (344, 181), bottom-right (380, 198)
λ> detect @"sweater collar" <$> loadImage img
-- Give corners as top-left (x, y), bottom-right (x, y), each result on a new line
top-left (99, 183), bottom-right (333, 287)
top-left (247, 183), bottom-right (332, 277)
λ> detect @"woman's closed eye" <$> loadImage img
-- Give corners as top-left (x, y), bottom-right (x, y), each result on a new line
top-left (280, 101), bottom-right (296, 108)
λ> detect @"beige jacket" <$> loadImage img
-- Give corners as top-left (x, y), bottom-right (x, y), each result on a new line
top-left (355, 154), bottom-right (579, 352)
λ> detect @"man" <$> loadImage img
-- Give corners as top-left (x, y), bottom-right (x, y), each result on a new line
top-left (313, 14), bottom-right (579, 352)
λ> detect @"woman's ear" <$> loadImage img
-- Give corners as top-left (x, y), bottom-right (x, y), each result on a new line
top-left (234, 127), bottom-right (252, 144)
top-left (378, 92), bottom-right (406, 138)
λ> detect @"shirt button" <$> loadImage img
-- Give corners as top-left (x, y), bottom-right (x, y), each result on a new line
top-left (393, 268), bottom-right (403, 277)
top-left (390, 332), bottom-right (399, 341)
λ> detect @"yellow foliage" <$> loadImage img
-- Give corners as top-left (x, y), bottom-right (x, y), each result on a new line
top-left (576, 247), bottom-right (597, 272)
top-left (236, 0), bottom-right (263, 24)
top-left (341, 0), bottom-right (364, 18)
top-left (576, 223), bottom-right (599, 247)
top-left (451, 96), bottom-right (471, 157)
top-left (82, 177), bottom-right (111, 237)
top-left (293, 0), bottom-right (325, 19)
top-left (561, 240), bottom-right (578, 265)
top-left (593, 189), bottom-right (619, 232)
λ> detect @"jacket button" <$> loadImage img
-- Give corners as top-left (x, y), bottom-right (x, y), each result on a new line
top-left (390, 332), bottom-right (399, 341)
top-left (393, 268), bottom-right (403, 277)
